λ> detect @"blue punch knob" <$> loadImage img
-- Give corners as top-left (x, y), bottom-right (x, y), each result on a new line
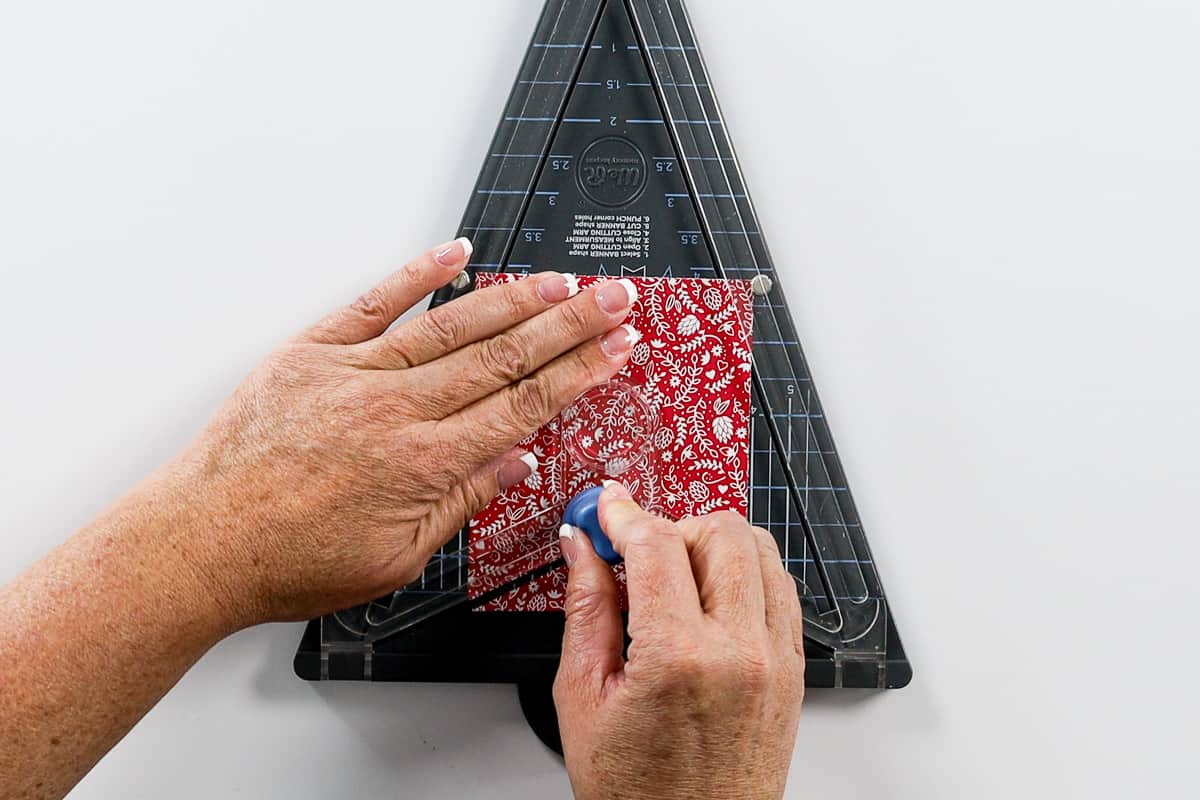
top-left (564, 486), bottom-right (621, 565)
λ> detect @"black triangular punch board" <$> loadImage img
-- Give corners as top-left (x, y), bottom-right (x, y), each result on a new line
top-left (296, 0), bottom-right (911, 691)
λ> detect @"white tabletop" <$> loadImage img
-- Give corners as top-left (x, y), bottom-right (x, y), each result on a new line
top-left (1, 1), bottom-right (1196, 797)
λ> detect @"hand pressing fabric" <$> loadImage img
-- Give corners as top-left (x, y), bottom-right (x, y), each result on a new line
top-left (554, 482), bottom-right (806, 800)
top-left (0, 238), bottom-right (640, 798)
top-left (174, 239), bottom-right (642, 625)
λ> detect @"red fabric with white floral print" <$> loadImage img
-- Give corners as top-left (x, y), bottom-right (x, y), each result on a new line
top-left (467, 274), bottom-right (755, 612)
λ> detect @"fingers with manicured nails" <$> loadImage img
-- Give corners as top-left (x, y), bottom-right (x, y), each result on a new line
top-left (597, 482), bottom-right (702, 631)
top-left (410, 279), bottom-right (639, 415)
top-left (430, 329), bottom-right (638, 476)
top-left (302, 238), bottom-right (474, 345)
top-left (413, 449), bottom-right (539, 558)
top-left (555, 525), bottom-right (625, 703)
top-left (360, 272), bottom-right (585, 370)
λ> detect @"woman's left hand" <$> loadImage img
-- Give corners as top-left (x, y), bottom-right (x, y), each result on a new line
top-left (158, 238), bottom-right (640, 628)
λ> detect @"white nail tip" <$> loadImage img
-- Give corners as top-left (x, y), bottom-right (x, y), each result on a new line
top-left (602, 479), bottom-right (619, 489)
top-left (456, 236), bottom-right (474, 260)
top-left (519, 452), bottom-right (539, 473)
top-left (558, 524), bottom-right (578, 541)
top-left (562, 273), bottom-right (581, 298)
top-left (616, 278), bottom-right (639, 306)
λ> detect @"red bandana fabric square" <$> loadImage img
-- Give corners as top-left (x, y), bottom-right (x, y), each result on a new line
top-left (467, 274), bottom-right (755, 612)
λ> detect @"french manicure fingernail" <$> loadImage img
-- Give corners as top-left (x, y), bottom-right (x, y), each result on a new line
top-left (435, 237), bottom-right (474, 267)
top-left (595, 278), bottom-right (639, 314)
top-left (498, 452), bottom-right (538, 490)
top-left (536, 272), bottom-right (580, 303)
top-left (558, 524), bottom-right (579, 566)
top-left (602, 480), bottom-right (632, 501)
top-left (600, 324), bottom-right (641, 358)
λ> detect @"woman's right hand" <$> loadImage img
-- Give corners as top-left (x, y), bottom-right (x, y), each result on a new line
top-left (553, 482), bottom-right (806, 800)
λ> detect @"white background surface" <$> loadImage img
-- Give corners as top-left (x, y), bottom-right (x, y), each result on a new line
top-left (1, 1), bottom-right (1197, 797)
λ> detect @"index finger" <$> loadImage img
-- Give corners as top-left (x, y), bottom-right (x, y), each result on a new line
top-left (597, 482), bottom-right (702, 636)
top-left (356, 271), bottom-right (584, 370)
top-left (301, 238), bottom-right (472, 345)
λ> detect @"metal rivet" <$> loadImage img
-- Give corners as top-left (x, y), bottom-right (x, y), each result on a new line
top-left (450, 271), bottom-right (472, 291)
top-left (750, 274), bottom-right (774, 297)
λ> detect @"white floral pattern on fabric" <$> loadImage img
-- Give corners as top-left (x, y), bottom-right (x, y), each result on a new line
top-left (467, 274), bottom-right (755, 612)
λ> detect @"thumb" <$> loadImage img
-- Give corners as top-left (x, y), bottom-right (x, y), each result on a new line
top-left (554, 525), bottom-right (624, 706)
top-left (596, 480), bottom-right (665, 554)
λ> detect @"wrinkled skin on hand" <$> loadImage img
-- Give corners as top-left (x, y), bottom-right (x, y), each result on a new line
top-left (170, 240), bottom-right (641, 627)
top-left (0, 239), bottom-right (647, 800)
top-left (554, 483), bottom-right (805, 800)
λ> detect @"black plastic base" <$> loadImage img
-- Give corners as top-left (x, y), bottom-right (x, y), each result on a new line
top-left (292, 0), bottom-right (915, 707)
top-left (293, 609), bottom-right (912, 689)
top-left (518, 682), bottom-right (564, 757)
